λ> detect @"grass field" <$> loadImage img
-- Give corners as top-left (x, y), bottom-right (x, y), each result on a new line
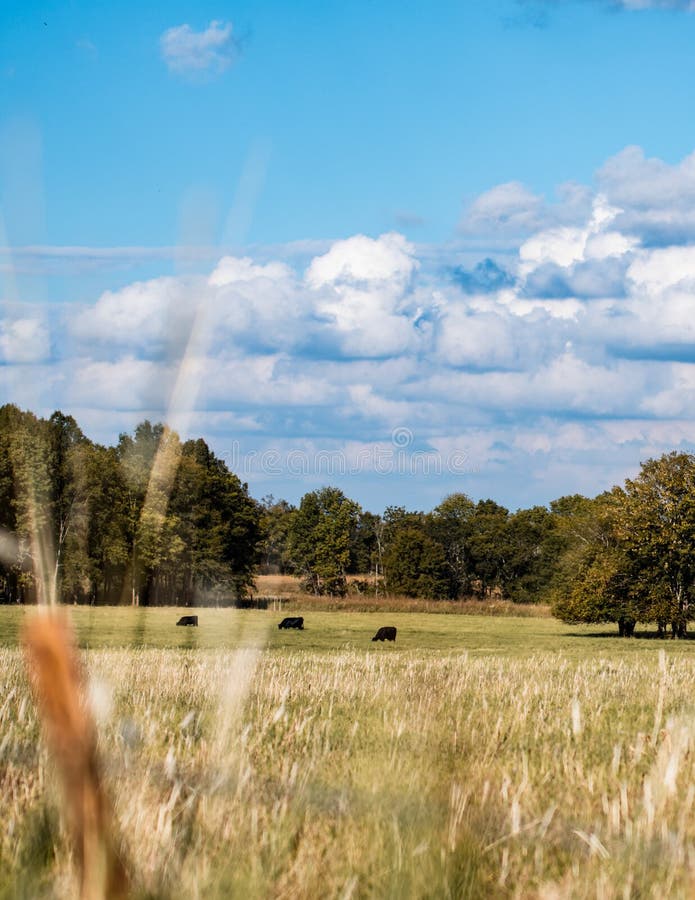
top-left (0, 606), bottom-right (692, 657)
top-left (4, 607), bottom-right (695, 898)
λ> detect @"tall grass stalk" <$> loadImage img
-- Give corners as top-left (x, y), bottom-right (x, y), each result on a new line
top-left (22, 611), bottom-right (129, 899)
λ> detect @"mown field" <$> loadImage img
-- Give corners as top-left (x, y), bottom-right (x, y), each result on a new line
top-left (3, 608), bottom-right (695, 898)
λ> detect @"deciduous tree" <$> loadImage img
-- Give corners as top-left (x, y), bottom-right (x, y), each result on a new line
top-left (383, 527), bottom-right (449, 599)
top-left (287, 487), bottom-right (361, 595)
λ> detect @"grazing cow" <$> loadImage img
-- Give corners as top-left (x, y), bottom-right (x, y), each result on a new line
top-left (278, 616), bottom-right (304, 630)
top-left (176, 615), bottom-right (198, 627)
top-left (372, 626), bottom-right (397, 642)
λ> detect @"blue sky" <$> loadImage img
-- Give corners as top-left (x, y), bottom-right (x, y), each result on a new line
top-left (4, 0), bottom-right (695, 511)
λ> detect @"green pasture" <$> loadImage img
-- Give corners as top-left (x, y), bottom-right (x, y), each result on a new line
top-left (4, 605), bottom-right (695, 658)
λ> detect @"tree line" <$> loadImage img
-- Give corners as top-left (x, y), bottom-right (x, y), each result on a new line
top-left (262, 455), bottom-right (695, 636)
top-left (261, 489), bottom-right (561, 604)
top-left (0, 405), bottom-right (260, 605)
top-left (550, 453), bottom-right (695, 638)
top-left (3, 405), bottom-right (695, 635)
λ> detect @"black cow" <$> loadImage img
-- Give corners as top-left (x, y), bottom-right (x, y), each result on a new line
top-left (372, 626), bottom-right (397, 642)
top-left (176, 615), bottom-right (199, 627)
top-left (278, 616), bottom-right (304, 630)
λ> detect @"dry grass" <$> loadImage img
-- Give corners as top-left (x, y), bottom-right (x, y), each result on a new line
top-left (3, 628), bottom-right (695, 897)
top-left (253, 574), bottom-right (304, 596)
top-left (282, 595), bottom-right (552, 617)
top-left (253, 574), bottom-right (551, 617)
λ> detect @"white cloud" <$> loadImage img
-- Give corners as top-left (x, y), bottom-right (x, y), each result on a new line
top-left (460, 179), bottom-right (593, 238)
top-left (463, 146), bottom-right (695, 249)
top-left (0, 317), bottom-right (49, 363)
top-left (306, 233), bottom-right (423, 357)
top-left (306, 232), bottom-right (417, 288)
top-left (346, 383), bottom-right (420, 426)
top-left (596, 146), bottom-right (695, 242)
top-left (9, 145), bottom-right (695, 509)
top-left (209, 256), bottom-right (292, 287)
top-left (461, 181), bottom-right (545, 236)
top-left (160, 20), bottom-right (238, 77)
top-left (519, 196), bottom-right (631, 274)
top-left (33, 198), bottom-right (695, 470)
top-left (436, 306), bottom-right (528, 370)
top-left (66, 357), bottom-right (170, 410)
top-left (627, 246), bottom-right (695, 292)
top-left (71, 276), bottom-right (197, 355)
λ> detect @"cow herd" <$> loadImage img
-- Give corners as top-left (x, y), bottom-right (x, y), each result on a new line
top-left (176, 614), bottom-right (397, 642)
top-left (277, 616), bottom-right (396, 641)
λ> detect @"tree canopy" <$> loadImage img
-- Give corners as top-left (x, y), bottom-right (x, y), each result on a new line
top-left (383, 527), bottom-right (449, 599)
top-left (552, 453), bottom-right (695, 636)
top-left (286, 487), bottom-right (361, 596)
top-left (0, 405), bottom-right (261, 605)
top-left (7, 406), bottom-right (695, 625)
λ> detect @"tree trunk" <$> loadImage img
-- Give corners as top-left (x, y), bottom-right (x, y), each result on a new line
top-left (618, 617), bottom-right (635, 637)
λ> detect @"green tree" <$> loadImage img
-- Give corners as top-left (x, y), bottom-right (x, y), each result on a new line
top-left (258, 496), bottom-right (296, 574)
top-left (620, 453), bottom-right (695, 637)
top-left (183, 438), bottom-right (261, 601)
top-left (383, 527), bottom-right (449, 599)
top-left (0, 408), bottom-right (263, 606)
top-left (383, 505), bottom-right (426, 537)
top-left (82, 444), bottom-right (130, 603)
top-left (139, 434), bottom-right (262, 604)
top-left (46, 411), bottom-right (93, 602)
top-left (0, 406), bottom-right (53, 602)
top-left (551, 490), bottom-right (639, 636)
top-left (503, 506), bottom-right (559, 603)
top-left (349, 510), bottom-right (382, 575)
top-left (287, 488), bottom-right (361, 595)
top-left (428, 493), bottom-right (476, 598)
top-left (467, 500), bottom-right (509, 598)
top-left (549, 493), bottom-right (605, 602)
top-left (553, 453), bottom-right (695, 637)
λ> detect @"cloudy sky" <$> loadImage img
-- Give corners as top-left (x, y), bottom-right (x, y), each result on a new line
top-left (3, 0), bottom-right (695, 511)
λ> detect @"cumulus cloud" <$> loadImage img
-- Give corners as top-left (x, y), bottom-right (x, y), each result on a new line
top-left (523, 256), bottom-right (629, 299)
top-left (67, 358), bottom-right (171, 410)
top-left (306, 232), bottom-right (417, 288)
top-left (305, 233), bottom-right (424, 358)
top-left (209, 257), bottom-right (292, 287)
top-left (160, 20), bottom-right (239, 76)
top-left (438, 310), bottom-right (532, 371)
top-left (0, 317), bottom-right (50, 363)
top-left (461, 181), bottom-right (546, 237)
top-left (627, 245), bottom-right (695, 292)
top-left (596, 147), bottom-right (695, 244)
top-left (70, 276), bottom-right (197, 357)
top-left (462, 147), bottom-right (695, 249)
top-left (451, 258), bottom-right (516, 294)
top-left (9, 145), bottom-right (695, 508)
top-left (460, 179), bottom-right (592, 238)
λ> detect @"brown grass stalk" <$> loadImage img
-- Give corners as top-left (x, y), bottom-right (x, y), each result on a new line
top-left (22, 610), bottom-right (129, 900)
